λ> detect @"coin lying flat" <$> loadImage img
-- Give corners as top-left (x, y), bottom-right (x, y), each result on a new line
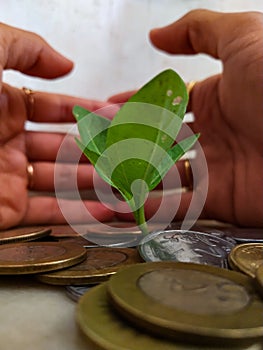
top-left (219, 227), bottom-right (263, 243)
top-left (107, 262), bottom-right (263, 347)
top-left (37, 247), bottom-right (143, 285)
top-left (0, 241), bottom-right (87, 274)
top-left (228, 243), bottom-right (263, 278)
top-left (138, 230), bottom-right (235, 268)
top-left (0, 226), bottom-right (51, 244)
top-left (83, 222), bottom-right (167, 248)
top-left (170, 222), bottom-right (263, 244)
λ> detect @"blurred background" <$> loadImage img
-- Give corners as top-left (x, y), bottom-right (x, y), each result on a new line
top-left (1, 0), bottom-right (263, 100)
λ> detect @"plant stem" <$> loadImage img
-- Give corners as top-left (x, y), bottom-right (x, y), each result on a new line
top-left (135, 205), bottom-right (148, 235)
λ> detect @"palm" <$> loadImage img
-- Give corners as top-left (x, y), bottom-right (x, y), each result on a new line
top-left (0, 85), bottom-right (29, 227)
top-left (192, 28), bottom-right (263, 225)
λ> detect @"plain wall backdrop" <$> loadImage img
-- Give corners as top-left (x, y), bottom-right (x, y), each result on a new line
top-left (1, 0), bottom-right (263, 100)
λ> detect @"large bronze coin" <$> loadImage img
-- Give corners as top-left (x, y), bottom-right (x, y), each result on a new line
top-left (255, 264), bottom-right (263, 298)
top-left (107, 262), bottom-right (263, 347)
top-left (228, 243), bottom-right (263, 278)
top-left (0, 226), bottom-right (51, 244)
top-left (0, 241), bottom-right (86, 274)
top-left (37, 247), bottom-right (143, 285)
top-left (77, 283), bottom-right (201, 350)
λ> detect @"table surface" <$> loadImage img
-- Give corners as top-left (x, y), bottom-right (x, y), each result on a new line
top-left (0, 223), bottom-right (262, 350)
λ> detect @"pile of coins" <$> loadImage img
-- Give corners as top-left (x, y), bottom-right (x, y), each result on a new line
top-left (0, 226), bottom-right (87, 275)
top-left (0, 223), bottom-right (263, 349)
top-left (0, 225), bottom-right (143, 284)
top-left (75, 225), bottom-right (263, 349)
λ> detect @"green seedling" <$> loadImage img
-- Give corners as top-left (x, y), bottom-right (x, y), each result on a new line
top-left (74, 69), bottom-right (199, 235)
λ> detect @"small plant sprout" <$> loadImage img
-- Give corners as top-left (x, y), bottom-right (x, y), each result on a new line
top-left (74, 69), bottom-right (199, 235)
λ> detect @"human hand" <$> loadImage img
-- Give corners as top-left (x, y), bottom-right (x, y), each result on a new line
top-left (111, 10), bottom-right (263, 227)
top-left (0, 23), bottom-right (114, 229)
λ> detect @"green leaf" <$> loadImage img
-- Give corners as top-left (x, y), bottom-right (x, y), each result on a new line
top-left (75, 137), bottom-right (115, 188)
top-left (148, 134), bottom-right (200, 190)
top-left (106, 69), bottom-right (188, 148)
top-left (73, 105), bottom-right (110, 154)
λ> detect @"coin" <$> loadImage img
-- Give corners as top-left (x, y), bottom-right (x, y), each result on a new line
top-left (36, 247), bottom-right (143, 285)
top-left (138, 230), bottom-right (235, 268)
top-left (228, 243), bottom-right (263, 278)
top-left (219, 227), bottom-right (263, 243)
top-left (107, 262), bottom-right (263, 347)
top-left (255, 264), bottom-right (263, 298)
top-left (82, 222), bottom-right (167, 248)
top-left (77, 282), bottom-right (205, 350)
top-left (168, 221), bottom-right (237, 244)
top-left (0, 241), bottom-right (87, 274)
top-left (50, 224), bottom-right (89, 238)
top-left (66, 285), bottom-right (96, 302)
top-left (0, 226), bottom-right (51, 244)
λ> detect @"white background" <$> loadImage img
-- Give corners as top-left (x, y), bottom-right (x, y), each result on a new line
top-left (1, 0), bottom-right (263, 100)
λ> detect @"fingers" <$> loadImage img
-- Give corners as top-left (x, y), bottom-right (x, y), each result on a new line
top-left (26, 132), bottom-right (87, 162)
top-left (0, 23), bottom-right (73, 79)
top-left (21, 197), bottom-right (115, 225)
top-left (107, 90), bottom-right (137, 103)
top-left (27, 162), bottom-right (95, 192)
top-left (24, 89), bottom-right (117, 123)
top-left (149, 9), bottom-right (261, 60)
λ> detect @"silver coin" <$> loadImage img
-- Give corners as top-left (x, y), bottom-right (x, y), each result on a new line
top-left (219, 227), bottom-right (263, 243)
top-left (138, 230), bottom-right (235, 268)
top-left (66, 285), bottom-right (96, 302)
top-left (168, 222), bottom-right (237, 245)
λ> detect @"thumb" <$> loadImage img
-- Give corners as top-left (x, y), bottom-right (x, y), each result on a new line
top-left (0, 23), bottom-right (73, 79)
top-left (149, 9), bottom-right (262, 61)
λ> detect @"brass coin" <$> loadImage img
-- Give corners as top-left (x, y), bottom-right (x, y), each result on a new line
top-left (37, 247), bottom-right (143, 285)
top-left (228, 243), bottom-right (263, 278)
top-left (50, 224), bottom-right (89, 238)
top-left (107, 262), bottom-right (263, 347)
top-left (255, 264), bottom-right (263, 298)
top-left (0, 242), bottom-right (87, 274)
top-left (0, 226), bottom-right (51, 244)
top-left (77, 283), bottom-right (201, 350)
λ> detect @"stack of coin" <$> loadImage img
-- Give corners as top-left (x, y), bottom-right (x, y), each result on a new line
top-left (76, 262), bottom-right (263, 349)
top-left (0, 225), bottom-right (144, 305)
top-left (36, 247), bottom-right (143, 286)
